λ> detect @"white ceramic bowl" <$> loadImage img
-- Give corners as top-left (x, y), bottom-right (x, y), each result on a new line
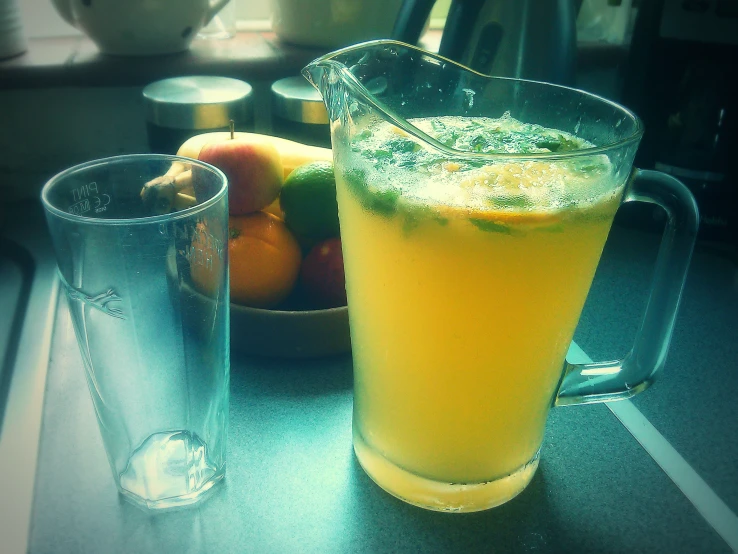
top-left (50, 0), bottom-right (230, 55)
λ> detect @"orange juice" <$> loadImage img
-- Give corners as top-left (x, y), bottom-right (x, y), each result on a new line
top-left (336, 115), bottom-right (625, 510)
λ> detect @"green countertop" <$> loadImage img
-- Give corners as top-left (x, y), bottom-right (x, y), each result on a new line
top-left (27, 221), bottom-right (738, 553)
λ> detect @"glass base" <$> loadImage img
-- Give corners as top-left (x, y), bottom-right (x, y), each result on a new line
top-left (118, 430), bottom-right (224, 510)
top-left (353, 431), bottom-right (539, 513)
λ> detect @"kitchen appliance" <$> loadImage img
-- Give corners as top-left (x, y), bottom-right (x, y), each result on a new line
top-left (392, 0), bottom-right (577, 84)
top-left (621, 0), bottom-right (738, 244)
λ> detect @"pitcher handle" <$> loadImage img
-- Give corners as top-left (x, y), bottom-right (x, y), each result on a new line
top-left (555, 169), bottom-right (699, 406)
top-left (206, 0), bottom-right (231, 26)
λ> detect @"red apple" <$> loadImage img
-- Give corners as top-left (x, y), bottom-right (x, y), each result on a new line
top-left (198, 138), bottom-right (283, 215)
top-left (299, 237), bottom-right (347, 309)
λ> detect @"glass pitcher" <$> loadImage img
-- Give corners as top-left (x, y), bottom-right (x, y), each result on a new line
top-left (303, 40), bottom-right (698, 512)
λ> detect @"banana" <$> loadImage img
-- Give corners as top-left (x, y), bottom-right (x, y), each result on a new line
top-left (140, 168), bottom-right (193, 215)
top-left (176, 132), bottom-right (333, 179)
top-left (173, 192), bottom-right (197, 211)
top-left (142, 132), bottom-right (333, 215)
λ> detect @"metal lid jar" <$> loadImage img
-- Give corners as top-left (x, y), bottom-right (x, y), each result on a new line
top-left (143, 76), bottom-right (254, 154)
top-left (270, 76), bottom-right (330, 148)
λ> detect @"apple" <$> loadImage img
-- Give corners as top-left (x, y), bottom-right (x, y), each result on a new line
top-left (299, 237), bottom-right (347, 308)
top-left (198, 137), bottom-right (283, 215)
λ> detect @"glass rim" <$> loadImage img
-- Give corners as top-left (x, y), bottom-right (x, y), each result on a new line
top-left (304, 39), bottom-right (645, 161)
top-left (41, 153), bottom-right (228, 226)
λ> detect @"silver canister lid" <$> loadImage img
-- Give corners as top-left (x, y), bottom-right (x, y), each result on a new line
top-left (143, 76), bottom-right (253, 130)
top-left (271, 76), bottom-right (329, 125)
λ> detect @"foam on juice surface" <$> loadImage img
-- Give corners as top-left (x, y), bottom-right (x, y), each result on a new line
top-left (343, 114), bottom-right (621, 226)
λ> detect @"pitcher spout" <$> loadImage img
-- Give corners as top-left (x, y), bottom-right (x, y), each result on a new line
top-left (302, 58), bottom-right (345, 124)
top-left (301, 40), bottom-right (499, 154)
top-left (301, 59), bottom-right (331, 98)
top-left (303, 40), bottom-right (455, 153)
top-left (302, 44), bottom-right (396, 137)
top-left (301, 45), bottom-right (386, 128)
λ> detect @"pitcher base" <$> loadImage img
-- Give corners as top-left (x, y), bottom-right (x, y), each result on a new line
top-left (353, 432), bottom-right (539, 512)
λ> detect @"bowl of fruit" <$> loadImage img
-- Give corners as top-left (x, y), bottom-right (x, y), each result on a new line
top-left (144, 127), bottom-right (351, 358)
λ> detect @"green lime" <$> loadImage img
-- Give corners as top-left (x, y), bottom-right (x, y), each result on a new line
top-left (280, 161), bottom-right (340, 248)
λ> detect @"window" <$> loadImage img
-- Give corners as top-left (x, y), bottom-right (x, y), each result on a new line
top-left (20, 0), bottom-right (450, 39)
top-left (20, 0), bottom-right (80, 38)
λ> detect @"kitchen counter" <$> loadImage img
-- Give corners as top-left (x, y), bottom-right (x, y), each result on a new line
top-left (18, 203), bottom-right (738, 553)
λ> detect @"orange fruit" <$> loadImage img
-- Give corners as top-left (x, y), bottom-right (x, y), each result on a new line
top-left (227, 211), bottom-right (301, 308)
top-left (189, 220), bottom-right (227, 299)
